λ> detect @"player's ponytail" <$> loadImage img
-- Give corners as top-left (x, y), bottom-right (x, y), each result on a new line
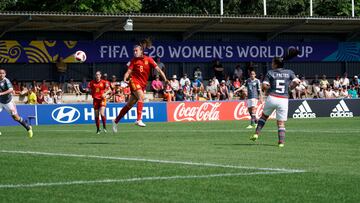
top-left (137, 38), bottom-right (152, 50)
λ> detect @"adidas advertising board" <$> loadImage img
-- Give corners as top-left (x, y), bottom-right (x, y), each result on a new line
top-left (292, 100), bottom-right (316, 118)
top-left (330, 100), bottom-right (353, 118)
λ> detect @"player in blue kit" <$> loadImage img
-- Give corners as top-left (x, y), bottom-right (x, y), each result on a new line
top-left (250, 50), bottom-right (300, 147)
top-left (0, 69), bottom-right (33, 138)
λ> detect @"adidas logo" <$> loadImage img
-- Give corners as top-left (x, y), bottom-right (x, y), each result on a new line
top-left (330, 100), bottom-right (353, 118)
top-left (292, 100), bottom-right (316, 119)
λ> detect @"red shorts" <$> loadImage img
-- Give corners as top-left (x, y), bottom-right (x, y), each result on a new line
top-left (93, 98), bottom-right (106, 110)
top-left (129, 79), bottom-right (146, 92)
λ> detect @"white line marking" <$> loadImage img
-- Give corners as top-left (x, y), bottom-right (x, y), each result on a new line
top-left (10, 129), bottom-right (360, 134)
top-left (0, 171), bottom-right (296, 189)
top-left (0, 150), bottom-right (306, 173)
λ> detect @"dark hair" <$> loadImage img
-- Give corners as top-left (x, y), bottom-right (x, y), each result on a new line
top-left (136, 38), bottom-right (152, 50)
top-left (273, 48), bottom-right (300, 68)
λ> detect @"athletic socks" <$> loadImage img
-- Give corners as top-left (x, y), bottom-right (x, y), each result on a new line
top-left (278, 127), bottom-right (286, 144)
top-left (17, 117), bottom-right (30, 131)
top-left (95, 116), bottom-right (100, 130)
top-left (115, 105), bottom-right (131, 123)
top-left (137, 101), bottom-right (144, 121)
top-left (255, 116), bottom-right (267, 135)
top-left (250, 114), bottom-right (256, 125)
top-left (101, 115), bottom-right (106, 129)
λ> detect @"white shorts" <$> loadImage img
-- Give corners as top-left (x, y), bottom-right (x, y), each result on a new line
top-left (0, 99), bottom-right (18, 116)
top-left (246, 98), bottom-right (258, 108)
top-left (262, 95), bottom-right (288, 121)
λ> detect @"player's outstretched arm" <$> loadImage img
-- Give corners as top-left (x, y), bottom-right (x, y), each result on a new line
top-left (155, 66), bottom-right (168, 83)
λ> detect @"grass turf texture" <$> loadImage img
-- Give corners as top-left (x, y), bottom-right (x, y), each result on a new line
top-left (0, 117), bottom-right (359, 202)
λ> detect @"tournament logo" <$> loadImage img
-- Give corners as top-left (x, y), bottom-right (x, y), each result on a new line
top-left (51, 106), bottom-right (81, 123)
top-left (292, 100), bottom-right (316, 119)
top-left (330, 100), bottom-right (353, 118)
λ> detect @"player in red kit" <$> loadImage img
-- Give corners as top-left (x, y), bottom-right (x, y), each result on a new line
top-left (88, 71), bottom-right (112, 134)
top-left (112, 39), bottom-right (167, 132)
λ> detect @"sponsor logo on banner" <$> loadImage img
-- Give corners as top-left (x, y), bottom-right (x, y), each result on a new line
top-left (330, 100), bottom-right (353, 118)
top-left (51, 106), bottom-right (81, 124)
top-left (173, 102), bottom-right (221, 121)
top-left (234, 102), bottom-right (275, 120)
top-left (292, 100), bottom-right (316, 119)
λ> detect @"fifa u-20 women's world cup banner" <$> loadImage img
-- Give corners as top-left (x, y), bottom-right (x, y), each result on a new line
top-left (0, 40), bottom-right (359, 63)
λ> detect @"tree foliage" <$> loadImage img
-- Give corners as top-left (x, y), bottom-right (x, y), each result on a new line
top-left (1, 0), bottom-right (141, 13)
top-left (1, 0), bottom-right (360, 17)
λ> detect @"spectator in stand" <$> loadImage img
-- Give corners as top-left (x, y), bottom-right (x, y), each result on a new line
top-left (152, 57), bottom-right (166, 79)
top-left (320, 75), bottom-right (329, 89)
top-left (193, 66), bottom-right (203, 81)
top-left (192, 75), bottom-right (203, 100)
top-left (213, 59), bottom-right (224, 80)
top-left (183, 81), bottom-right (193, 101)
top-left (151, 75), bottom-right (164, 98)
top-left (36, 91), bottom-right (45, 104)
top-left (212, 76), bottom-right (219, 87)
top-left (233, 77), bottom-right (241, 97)
top-left (114, 83), bottom-right (125, 103)
top-left (110, 75), bottom-right (118, 91)
top-left (175, 88), bottom-right (185, 101)
top-left (19, 83), bottom-right (28, 103)
top-left (219, 80), bottom-right (229, 100)
top-left (80, 77), bottom-right (89, 101)
top-left (170, 75), bottom-right (180, 94)
top-left (348, 85), bottom-right (358, 98)
top-left (179, 73), bottom-right (190, 87)
top-left (163, 81), bottom-right (175, 102)
top-left (31, 80), bottom-right (40, 93)
top-left (44, 90), bottom-right (55, 104)
top-left (294, 76), bottom-right (309, 99)
top-left (56, 57), bottom-right (67, 90)
top-left (311, 74), bottom-right (321, 98)
top-left (12, 79), bottom-right (21, 94)
top-left (324, 86), bottom-right (334, 99)
top-left (233, 65), bottom-right (243, 81)
top-left (39, 80), bottom-right (49, 92)
top-left (224, 75), bottom-right (233, 99)
top-left (333, 75), bottom-right (341, 89)
top-left (339, 86), bottom-right (348, 98)
top-left (350, 75), bottom-right (359, 93)
top-left (340, 73), bottom-right (350, 87)
top-left (54, 89), bottom-right (63, 104)
top-left (26, 88), bottom-right (37, 104)
top-left (67, 78), bottom-right (81, 96)
top-left (49, 81), bottom-right (60, 93)
top-left (206, 79), bottom-right (219, 100)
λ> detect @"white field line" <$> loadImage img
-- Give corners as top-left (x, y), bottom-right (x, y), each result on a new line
top-left (0, 150), bottom-right (306, 173)
top-left (0, 171), bottom-right (295, 189)
top-left (8, 129), bottom-right (360, 134)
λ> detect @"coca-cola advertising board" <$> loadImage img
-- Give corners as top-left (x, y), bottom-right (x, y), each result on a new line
top-left (167, 101), bottom-right (274, 122)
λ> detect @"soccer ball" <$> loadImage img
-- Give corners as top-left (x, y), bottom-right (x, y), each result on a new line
top-left (74, 50), bottom-right (87, 62)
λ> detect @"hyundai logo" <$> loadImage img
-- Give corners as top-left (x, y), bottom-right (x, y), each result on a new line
top-left (51, 106), bottom-right (80, 124)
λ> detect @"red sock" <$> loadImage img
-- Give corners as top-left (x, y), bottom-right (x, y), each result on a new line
top-left (101, 115), bottom-right (106, 129)
top-left (137, 101), bottom-right (144, 121)
top-left (115, 105), bottom-right (131, 123)
top-left (95, 117), bottom-right (100, 130)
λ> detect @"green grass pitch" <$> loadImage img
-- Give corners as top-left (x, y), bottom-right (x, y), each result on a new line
top-left (0, 117), bottom-right (359, 202)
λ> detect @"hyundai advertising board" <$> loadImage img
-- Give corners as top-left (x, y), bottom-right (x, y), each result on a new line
top-left (37, 102), bottom-right (167, 125)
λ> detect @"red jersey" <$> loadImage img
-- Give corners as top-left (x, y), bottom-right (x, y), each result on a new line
top-left (128, 55), bottom-right (157, 88)
top-left (88, 79), bottom-right (109, 100)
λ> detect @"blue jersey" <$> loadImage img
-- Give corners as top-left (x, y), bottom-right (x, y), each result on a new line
top-left (244, 78), bottom-right (261, 99)
top-left (0, 77), bottom-right (13, 104)
top-left (263, 68), bottom-right (297, 98)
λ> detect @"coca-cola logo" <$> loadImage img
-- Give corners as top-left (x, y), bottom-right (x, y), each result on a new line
top-left (234, 102), bottom-right (275, 120)
top-left (173, 102), bottom-right (221, 121)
